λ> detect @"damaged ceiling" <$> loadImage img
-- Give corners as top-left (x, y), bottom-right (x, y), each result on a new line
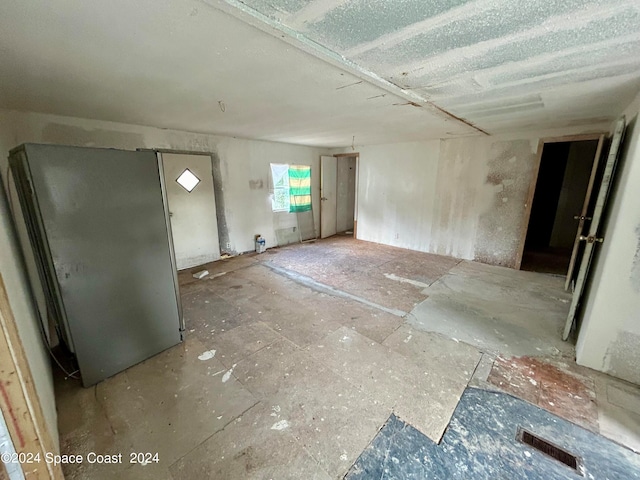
top-left (0, 0), bottom-right (639, 147)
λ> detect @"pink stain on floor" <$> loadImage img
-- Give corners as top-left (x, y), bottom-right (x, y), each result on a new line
top-left (487, 355), bottom-right (599, 432)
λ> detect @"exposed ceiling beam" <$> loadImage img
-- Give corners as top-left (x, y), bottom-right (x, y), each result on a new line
top-left (202, 0), bottom-right (489, 135)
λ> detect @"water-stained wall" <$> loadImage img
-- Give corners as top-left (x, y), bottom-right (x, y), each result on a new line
top-left (354, 136), bottom-right (537, 266)
top-left (471, 139), bottom-right (538, 267)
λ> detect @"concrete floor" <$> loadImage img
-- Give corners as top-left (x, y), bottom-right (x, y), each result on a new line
top-left (55, 236), bottom-right (640, 479)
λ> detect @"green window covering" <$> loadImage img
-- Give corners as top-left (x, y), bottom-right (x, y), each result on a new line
top-left (288, 165), bottom-right (311, 212)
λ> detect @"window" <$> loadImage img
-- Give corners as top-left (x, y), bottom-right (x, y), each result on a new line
top-left (270, 164), bottom-right (290, 212)
top-left (270, 163), bottom-right (312, 213)
top-left (176, 168), bottom-right (201, 192)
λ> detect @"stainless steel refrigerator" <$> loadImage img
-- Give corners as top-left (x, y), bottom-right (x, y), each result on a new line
top-left (9, 144), bottom-right (183, 387)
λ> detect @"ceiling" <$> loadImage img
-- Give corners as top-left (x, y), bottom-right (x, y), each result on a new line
top-left (1, 0), bottom-right (639, 147)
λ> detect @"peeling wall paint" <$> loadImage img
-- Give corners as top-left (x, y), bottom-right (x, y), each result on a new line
top-left (475, 140), bottom-right (537, 268)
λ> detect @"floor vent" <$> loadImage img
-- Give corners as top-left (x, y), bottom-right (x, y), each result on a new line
top-left (517, 427), bottom-right (584, 475)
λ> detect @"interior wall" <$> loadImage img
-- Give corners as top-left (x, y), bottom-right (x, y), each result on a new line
top-left (576, 94), bottom-right (640, 384)
top-left (0, 109), bottom-right (326, 254)
top-left (336, 156), bottom-right (356, 233)
top-left (350, 137), bottom-right (538, 267)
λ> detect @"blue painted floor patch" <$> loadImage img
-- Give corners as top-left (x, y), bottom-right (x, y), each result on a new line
top-left (346, 387), bottom-right (640, 479)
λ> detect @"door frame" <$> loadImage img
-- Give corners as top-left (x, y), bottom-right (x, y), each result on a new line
top-left (320, 155), bottom-right (338, 239)
top-left (333, 153), bottom-right (360, 238)
top-left (141, 148), bottom-right (230, 256)
top-left (515, 133), bottom-right (605, 270)
top-left (0, 273), bottom-right (64, 479)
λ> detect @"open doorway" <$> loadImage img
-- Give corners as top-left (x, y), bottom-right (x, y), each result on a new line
top-left (320, 154), bottom-right (358, 238)
top-left (336, 154), bottom-right (357, 236)
top-left (521, 138), bottom-right (602, 276)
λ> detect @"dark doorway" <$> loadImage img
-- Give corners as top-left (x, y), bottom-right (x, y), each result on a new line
top-left (521, 139), bottom-right (600, 275)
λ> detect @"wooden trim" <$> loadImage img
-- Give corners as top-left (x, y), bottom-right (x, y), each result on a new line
top-left (540, 133), bottom-right (604, 144)
top-left (138, 148), bottom-right (213, 157)
top-left (515, 139), bottom-right (545, 269)
top-left (515, 133), bottom-right (605, 270)
top-left (333, 153), bottom-right (359, 158)
top-left (0, 274), bottom-right (63, 480)
top-left (353, 155), bottom-right (359, 239)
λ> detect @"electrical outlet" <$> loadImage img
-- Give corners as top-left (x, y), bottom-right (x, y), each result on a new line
top-left (226, 242), bottom-right (231, 249)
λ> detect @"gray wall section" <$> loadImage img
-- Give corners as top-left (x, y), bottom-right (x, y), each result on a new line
top-left (211, 151), bottom-right (232, 254)
top-left (474, 139), bottom-right (538, 268)
top-left (337, 156), bottom-right (356, 233)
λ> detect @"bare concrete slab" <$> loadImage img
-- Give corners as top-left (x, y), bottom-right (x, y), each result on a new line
top-left (308, 327), bottom-right (479, 442)
top-left (206, 321), bottom-right (283, 368)
top-left (233, 338), bottom-right (391, 477)
top-left (595, 374), bottom-right (640, 453)
top-left (169, 402), bottom-right (331, 480)
top-left (409, 260), bottom-right (574, 357)
top-left (266, 237), bottom-right (460, 312)
top-left (75, 337), bottom-right (256, 479)
top-left (382, 325), bottom-right (482, 388)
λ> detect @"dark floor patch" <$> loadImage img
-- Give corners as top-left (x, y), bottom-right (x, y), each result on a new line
top-left (520, 248), bottom-right (571, 276)
top-left (346, 388), bottom-right (640, 479)
top-left (266, 236), bottom-right (459, 312)
top-left (487, 356), bottom-right (598, 431)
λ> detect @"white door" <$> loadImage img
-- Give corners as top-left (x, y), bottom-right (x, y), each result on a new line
top-left (563, 118), bottom-right (626, 340)
top-left (321, 155), bottom-right (337, 239)
top-left (162, 153), bottom-right (220, 270)
top-left (565, 135), bottom-right (605, 289)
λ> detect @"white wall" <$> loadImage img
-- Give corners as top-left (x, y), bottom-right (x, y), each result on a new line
top-left (576, 93), bottom-right (640, 384)
top-left (351, 137), bottom-right (539, 267)
top-left (0, 109), bottom-right (325, 254)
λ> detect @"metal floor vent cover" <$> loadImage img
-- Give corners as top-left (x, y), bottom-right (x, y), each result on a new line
top-left (517, 427), bottom-right (584, 476)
